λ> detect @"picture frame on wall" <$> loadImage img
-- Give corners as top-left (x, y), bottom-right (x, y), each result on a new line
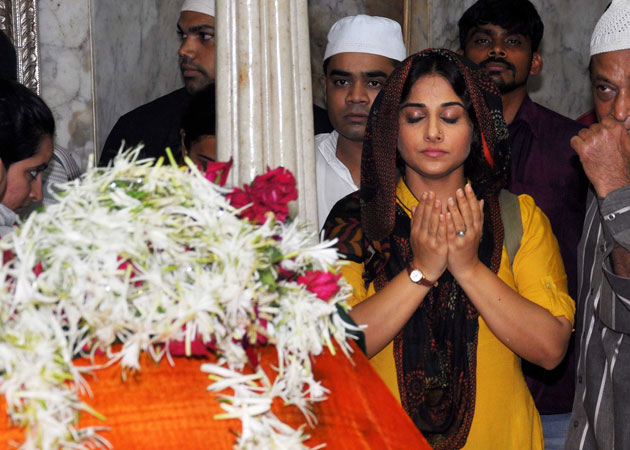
top-left (0, 0), bottom-right (40, 93)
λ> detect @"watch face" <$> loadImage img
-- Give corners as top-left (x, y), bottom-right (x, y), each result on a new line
top-left (410, 269), bottom-right (423, 283)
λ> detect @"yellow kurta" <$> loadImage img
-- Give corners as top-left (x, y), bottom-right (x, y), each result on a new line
top-left (340, 181), bottom-right (575, 449)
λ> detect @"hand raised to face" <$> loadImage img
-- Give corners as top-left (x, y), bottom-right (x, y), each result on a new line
top-left (444, 184), bottom-right (485, 280)
top-left (409, 191), bottom-right (448, 282)
top-left (571, 117), bottom-right (630, 198)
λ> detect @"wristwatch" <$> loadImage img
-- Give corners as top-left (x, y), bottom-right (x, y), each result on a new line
top-left (407, 264), bottom-right (436, 287)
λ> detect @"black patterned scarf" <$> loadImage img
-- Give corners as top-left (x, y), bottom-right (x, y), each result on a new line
top-left (324, 49), bottom-right (510, 449)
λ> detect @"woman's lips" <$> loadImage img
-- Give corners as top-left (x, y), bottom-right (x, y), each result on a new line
top-left (421, 148), bottom-right (448, 157)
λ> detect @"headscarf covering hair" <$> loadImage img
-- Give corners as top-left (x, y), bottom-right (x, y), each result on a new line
top-left (326, 49), bottom-right (510, 449)
top-left (361, 48), bottom-right (509, 242)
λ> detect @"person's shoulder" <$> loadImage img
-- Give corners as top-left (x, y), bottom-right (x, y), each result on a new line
top-left (515, 193), bottom-right (553, 236)
top-left (528, 100), bottom-right (585, 134)
top-left (322, 191), bottom-right (364, 260)
top-left (576, 109), bottom-right (597, 126)
top-left (323, 191), bottom-right (361, 232)
top-left (118, 88), bottom-right (190, 120)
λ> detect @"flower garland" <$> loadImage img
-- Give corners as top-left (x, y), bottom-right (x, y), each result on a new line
top-left (0, 149), bottom-right (357, 449)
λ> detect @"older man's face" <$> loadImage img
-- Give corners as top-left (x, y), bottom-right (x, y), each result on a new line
top-left (590, 49), bottom-right (630, 129)
top-left (177, 11), bottom-right (216, 94)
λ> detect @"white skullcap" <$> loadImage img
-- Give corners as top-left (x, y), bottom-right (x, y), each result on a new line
top-left (180, 0), bottom-right (215, 17)
top-left (590, 0), bottom-right (630, 56)
top-left (324, 15), bottom-right (406, 62)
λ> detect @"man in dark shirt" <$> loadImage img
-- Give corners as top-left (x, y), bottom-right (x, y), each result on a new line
top-left (458, 1), bottom-right (588, 448)
top-left (99, 0), bottom-right (332, 167)
top-left (99, 0), bottom-right (217, 166)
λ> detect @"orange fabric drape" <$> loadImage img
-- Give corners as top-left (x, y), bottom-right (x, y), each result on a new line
top-left (0, 341), bottom-right (431, 449)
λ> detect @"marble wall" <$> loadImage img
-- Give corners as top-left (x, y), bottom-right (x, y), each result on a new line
top-left (36, 0), bottom-right (609, 173)
top-left (37, 0), bottom-right (182, 170)
top-left (38, 0), bottom-right (93, 170)
top-left (91, 0), bottom-right (182, 154)
top-left (309, 0), bottom-right (609, 120)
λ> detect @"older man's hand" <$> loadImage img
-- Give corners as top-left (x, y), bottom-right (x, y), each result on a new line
top-left (571, 117), bottom-right (630, 198)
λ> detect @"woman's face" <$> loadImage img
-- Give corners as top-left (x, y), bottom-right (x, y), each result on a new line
top-left (1, 135), bottom-right (53, 212)
top-left (398, 74), bottom-right (473, 181)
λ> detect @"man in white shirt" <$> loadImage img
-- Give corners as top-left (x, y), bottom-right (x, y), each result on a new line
top-left (316, 15), bottom-right (406, 229)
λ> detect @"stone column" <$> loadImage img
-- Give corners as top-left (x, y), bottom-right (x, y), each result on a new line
top-left (216, 0), bottom-right (317, 229)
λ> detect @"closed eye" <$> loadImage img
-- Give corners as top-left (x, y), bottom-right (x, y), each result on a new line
top-left (404, 115), bottom-right (425, 124)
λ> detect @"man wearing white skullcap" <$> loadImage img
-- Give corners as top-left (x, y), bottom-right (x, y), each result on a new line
top-left (567, 1), bottom-right (630, 449)
top-left (178, 0), bottom-right (216, 93)
top-left (99, 0), bottom-right (216, 166)
top-left (316, 15), bottom-right (406, 229)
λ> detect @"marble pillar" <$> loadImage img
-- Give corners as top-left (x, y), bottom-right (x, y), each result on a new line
top-left (216, 0), bottom-right (317, 228)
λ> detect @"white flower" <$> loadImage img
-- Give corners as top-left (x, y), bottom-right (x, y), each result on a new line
top-left (0, 149), bottom-right (356, 449)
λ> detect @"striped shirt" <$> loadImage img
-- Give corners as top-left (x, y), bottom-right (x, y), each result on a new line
top-left (566, 185), bottom-right (630, 450)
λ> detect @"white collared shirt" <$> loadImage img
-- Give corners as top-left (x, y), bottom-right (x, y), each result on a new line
top-left (315, 131), bottom-right (359, 230)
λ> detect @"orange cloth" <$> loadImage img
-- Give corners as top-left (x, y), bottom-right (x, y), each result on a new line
top-left (341, 180), bottom-right (575, 449)
top-left (0, 341), bottom-right (431, 449)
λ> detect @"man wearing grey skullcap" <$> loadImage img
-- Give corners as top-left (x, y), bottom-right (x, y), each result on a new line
top-left (99, 0), bottom-right (216, 166)
top-left (566, 1), bottom-right (630, 449)
top-left (316, 15), bottom-right (406, 230)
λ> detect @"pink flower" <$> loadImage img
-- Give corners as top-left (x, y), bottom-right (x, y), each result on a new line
top-left (297, 271), bottom-right (342, 301)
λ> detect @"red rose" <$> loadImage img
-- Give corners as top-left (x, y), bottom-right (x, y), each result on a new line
top-left (226, 186), bottom-right (269, 223)
top-left (297, 271), bottom-right (342, 301)
top-left (251, 167), bottom-right (297, 208)
top-left (203, 158), bottom-right (233, 186)
top-left (226, 167), bottom-right (298, 224)
top-left (226, 186), bottom-right (251, 210)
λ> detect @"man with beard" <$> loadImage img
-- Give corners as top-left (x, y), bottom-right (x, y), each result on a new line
top-left (458, 1), bottom-right (589, 448)
top-left (99, 0), bottom-right (216, 165)
top-left (316, 15), bottom-right (406, 229)
top-left (567, 2), bottom-right (630, 448)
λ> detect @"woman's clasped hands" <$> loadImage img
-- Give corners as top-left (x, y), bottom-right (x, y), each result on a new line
top-left (410, 183), bottom-right (484, 283)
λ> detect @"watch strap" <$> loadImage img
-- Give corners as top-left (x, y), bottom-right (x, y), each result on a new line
top-left (406, 263), bottom-right (436, 287)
